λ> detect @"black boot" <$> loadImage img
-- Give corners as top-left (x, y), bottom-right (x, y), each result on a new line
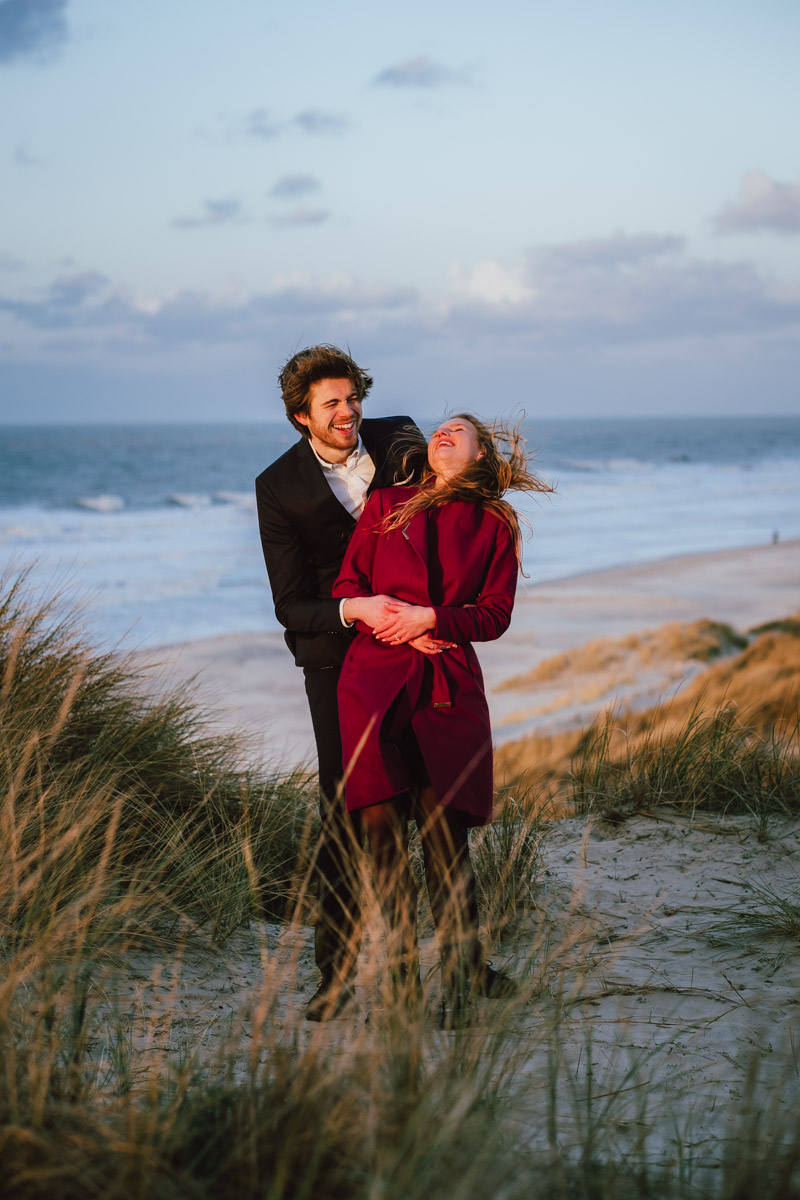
top-left (471, 961), bottom-right (519, 1000)
top-left (305, 975), bottom-right (356, 1022)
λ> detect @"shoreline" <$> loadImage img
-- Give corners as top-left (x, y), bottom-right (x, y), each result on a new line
top-left (521, 530), bottom-right (796, 589)
top-left (136, 536), bottom-right (800, 767)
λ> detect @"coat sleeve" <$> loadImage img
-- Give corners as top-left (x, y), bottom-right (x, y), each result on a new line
top-left (256, 473), bottom-right (342, 634)
top-left (432, 521), bottom-right (518, 644)
top-left (331, 491), bottom-right (383, 606)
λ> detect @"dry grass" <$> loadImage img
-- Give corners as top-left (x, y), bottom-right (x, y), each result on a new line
top-left (704, 874), bottom-right (800, 945)
top-left (3, 580), bottom-right (800, 1197)
top-left (3, 841), bottom-right (800, 1200)
top-left (471, 786), bottom-right (547, 943)
top-left (565, 704), bottom-right (800, 830)
top-left (498, 619), bottom-right (748, 692)
top-left (0, 572), bottom-right (317, 954)
top-left (496, 615), bottom-right (800, 830)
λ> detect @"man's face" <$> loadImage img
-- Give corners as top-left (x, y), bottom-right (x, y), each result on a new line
top-left (295, 377), bottom-right (362, 462)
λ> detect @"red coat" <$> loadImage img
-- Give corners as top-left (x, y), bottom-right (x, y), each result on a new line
top-left (332, 486), bottom-right (518, 825)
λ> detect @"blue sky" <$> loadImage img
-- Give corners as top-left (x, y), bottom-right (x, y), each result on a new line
top-left (1, 0), bottom-right (799, 422)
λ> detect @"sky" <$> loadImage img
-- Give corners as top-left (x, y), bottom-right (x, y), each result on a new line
top-left (1, 0), bottom-right (799, 424)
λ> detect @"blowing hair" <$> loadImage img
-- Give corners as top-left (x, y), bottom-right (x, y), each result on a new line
top-left (382, 413), bottom-right (553, 567)
top-left (278, 344), bottom-right (373, 436)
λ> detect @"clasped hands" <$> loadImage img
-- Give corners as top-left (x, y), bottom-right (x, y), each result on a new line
top-left (341, 595), bottom-right (456, 655)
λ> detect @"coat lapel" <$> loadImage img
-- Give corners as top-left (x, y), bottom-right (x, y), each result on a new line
top-left (401, 508), bottom-right (429, 574)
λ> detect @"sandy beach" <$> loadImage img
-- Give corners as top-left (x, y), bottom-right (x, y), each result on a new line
top-left (137, 536), bottom-right (800, 768)
top-left (112, 809), bottom-right (800, 1175)
top-left (66, 535), bottom-right (800, 1179)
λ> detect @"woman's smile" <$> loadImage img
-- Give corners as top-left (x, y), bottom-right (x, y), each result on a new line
top-left (428, 419), bottom-right (481, 482)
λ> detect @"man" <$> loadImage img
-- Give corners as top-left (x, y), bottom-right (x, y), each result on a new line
top-left (256, 343), bottom-right (517, 1020)
top-left (255, 344), bottom-right (426, 1020)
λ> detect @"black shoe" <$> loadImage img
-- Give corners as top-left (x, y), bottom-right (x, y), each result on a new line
top-left (305, 980), bottom-right (356, 1022)
top-left (473, 962), bottom-right (519, 1000)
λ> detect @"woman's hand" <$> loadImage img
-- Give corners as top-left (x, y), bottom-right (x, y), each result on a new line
top-left (374, 602), bottom-right (436, 644)
top-left (408, 634), bottom-right (457, 655)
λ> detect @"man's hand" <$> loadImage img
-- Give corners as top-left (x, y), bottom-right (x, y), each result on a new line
top-left (342, 594), bottom-right (411, 629)
top-left (374, 602), bottom-right (436, 643)
top-left (408, 634), bottom-right (457, 655)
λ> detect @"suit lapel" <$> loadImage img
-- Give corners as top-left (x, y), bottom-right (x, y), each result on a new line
top-left (295, 438), bottom-right (356, 527)
top-left (292, 417), bottom-right (411, 524)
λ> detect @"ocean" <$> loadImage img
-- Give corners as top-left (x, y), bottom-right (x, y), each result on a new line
top-left (2, 417), bottom-right (799, 649)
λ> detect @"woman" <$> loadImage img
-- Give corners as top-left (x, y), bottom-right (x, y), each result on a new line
top-left (332, 414), bottom-right (549, 1026)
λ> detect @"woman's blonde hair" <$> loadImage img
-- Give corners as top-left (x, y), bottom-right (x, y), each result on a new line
top-left (383, 413), bottom-right (553, 567)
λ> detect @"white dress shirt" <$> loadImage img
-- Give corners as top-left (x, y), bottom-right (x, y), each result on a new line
top-left (310, 437), bottom-right (376, 519)
top-left (310, 438), bottom-right (376, 626)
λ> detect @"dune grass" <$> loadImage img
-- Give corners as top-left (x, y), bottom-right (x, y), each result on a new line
top-left (3, 858), bottom-right (799, 1200)
top-left (497, 618), bottom-right (749, 693)
top-left (471, 787), bottom-right (547, 944)
top-left (0, 573), bottom-right (317, 955)
top-left (496, 615), bottom-right (800, 834)
top-left (564, 702), bottom-right (800, 830)
top-left (3, 580), bottom-right (800, 1197)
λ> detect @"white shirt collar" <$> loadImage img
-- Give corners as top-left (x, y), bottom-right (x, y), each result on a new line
top-left (309, 436), bottom-right (365, 472)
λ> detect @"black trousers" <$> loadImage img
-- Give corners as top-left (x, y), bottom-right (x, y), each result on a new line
top-left (303, 666), bottom-right (362, 983)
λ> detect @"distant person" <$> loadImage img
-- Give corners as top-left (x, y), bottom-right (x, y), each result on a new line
top-left (256, 344), bottom-right (431, 1020)
top-left (333, 415), bottom-right (551, 1026)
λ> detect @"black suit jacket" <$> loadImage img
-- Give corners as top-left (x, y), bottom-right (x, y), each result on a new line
top-left (255, 416), bottom-right (418, 669)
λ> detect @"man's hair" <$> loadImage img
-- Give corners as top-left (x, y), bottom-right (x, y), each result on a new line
top-left (278, 344), bottom-right (374, 436)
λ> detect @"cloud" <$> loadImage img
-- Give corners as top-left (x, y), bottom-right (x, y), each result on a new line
top-left (243, 107), bottom-right (281, 140)
top-left (533, 233), bottom-right (685, 273)
top-left (714, 171), bottom-right (800, 235)
top-left (372, 55), bottom-right (471, 89)
top-left (204, 107), bottom-right (349, 143)
top-left (0, 271), bottom-right (419, 347)
top-left (198, 109), bottom-right (280, 142)
top-left (0, 270), bottom-right (113, 329)
top-left (268, 206), bottom-right (330, 228)
top-left (444, 234), bottom-right (800, 347)
top-left (1, 237), bottom-right (798, 370)
top-left (270, 174), bottom-right (321, 199)
top-left (0, 0), bottom-right (68, 64)
top-left (171, 198), bottom-right (248, 230)
top-left (448, 259), bottom-right (532, 305)
top-left (49, 270), bottom-right (109, 306)
top-left (292, 109), bottom-right (350, 135)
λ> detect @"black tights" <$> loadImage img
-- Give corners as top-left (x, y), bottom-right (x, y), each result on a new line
top-left (360, 787), bottom-right (481, 988)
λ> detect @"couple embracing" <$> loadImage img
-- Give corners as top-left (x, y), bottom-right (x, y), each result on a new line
top-left (256, 344), bottom-right (548, 1027)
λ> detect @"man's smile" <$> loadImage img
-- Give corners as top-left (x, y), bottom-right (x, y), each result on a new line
top-left (295, 377), bottom-right (363, 462)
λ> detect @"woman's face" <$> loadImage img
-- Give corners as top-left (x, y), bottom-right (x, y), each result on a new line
top-left (428, 418), bottom-right (482, 483)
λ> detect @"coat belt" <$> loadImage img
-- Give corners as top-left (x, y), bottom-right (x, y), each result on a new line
top-left (394, 644), bottom-right (454, 712)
